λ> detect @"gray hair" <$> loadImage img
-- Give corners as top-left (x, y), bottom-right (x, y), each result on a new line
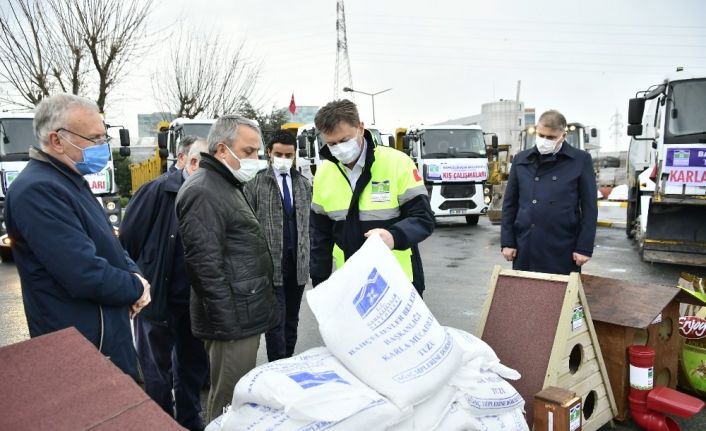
top-left (178, 134), bottom-right (199, 154)
top-left (34, 93), bottom-right (99, 147)
top-left (186, 138), bottom-right (208, 163)
top-left (207, 114), bottom-right (261, 154)
top-left (538, 110), bottom-right (567, 132)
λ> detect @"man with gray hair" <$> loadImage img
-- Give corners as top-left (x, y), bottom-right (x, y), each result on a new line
top-left (500, 109), bottom-right (597, 275)
top-left (3, 93), bottom-right (150, 379)
top-left (176, 115), bottom-right (279, 422)
top-left (169, 135), bottom-right (199, 173)
top-left (120, 138), bottom-right (209, 430)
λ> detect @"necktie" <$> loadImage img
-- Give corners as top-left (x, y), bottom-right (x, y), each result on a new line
top-left (281, 173), bottom-right (293, 215)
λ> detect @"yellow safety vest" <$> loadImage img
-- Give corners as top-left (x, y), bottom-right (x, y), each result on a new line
top-left (311, 145), bottom-right (427, 280)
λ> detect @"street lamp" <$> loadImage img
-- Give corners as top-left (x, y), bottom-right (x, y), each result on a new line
top-left (342, 86), bottom-right (391, 125)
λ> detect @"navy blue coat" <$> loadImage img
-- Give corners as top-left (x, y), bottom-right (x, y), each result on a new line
top-left (120, 168), bottom-right (185, 323)
top-left (500, 143), bottom-right (597, 275)
top-left (4, 149), bottom-right (143, 377)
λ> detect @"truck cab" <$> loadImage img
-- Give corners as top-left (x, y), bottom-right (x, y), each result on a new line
top-left (519, 122), bottom-right (599, 153)
top-left (0, 112), bottom-right (129, 261)
top-left (626, 71), bottom-right (706, 265)
top-left (402, 125), bottom-right (490, 224)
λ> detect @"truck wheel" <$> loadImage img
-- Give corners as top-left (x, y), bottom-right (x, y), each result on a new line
top-left (465, 215), bottom-right (479, 225)
top-left (0, 247), bottom-right (12, 263)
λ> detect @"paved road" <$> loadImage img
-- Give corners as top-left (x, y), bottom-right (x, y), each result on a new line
top-left (2, 217), bottom-right (705, 429)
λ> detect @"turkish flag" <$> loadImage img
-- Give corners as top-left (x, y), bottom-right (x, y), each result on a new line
top-left (289, 94), bottom-right (296, 115)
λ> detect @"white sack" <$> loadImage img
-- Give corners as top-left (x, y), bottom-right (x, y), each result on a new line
top-left (232, 347), bottom-right (380, 422)
top-left (307, 234), bottom-right (462, 408)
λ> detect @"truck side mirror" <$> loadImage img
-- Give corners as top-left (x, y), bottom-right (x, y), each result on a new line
top-left (628, 98), bottom-right (645, 125)
top-left (119, 129), bottom-right (130, 147)
top-left (491, 135), bottom-right (498, 148)
top-left (119, 147), bottom-right (131, 157)
top-left (388, 136), bottom-right (395, 147)
top-left (590, 128), bottom-right (598, 138)
top-left (159, 148), bottom-right (169, 159)
top-left (297, 135), bottom-right (307, 150)
top-left (157, 131), bottom-right (167, 149)
top-left (402, 136), bottom-right (411, 150)
top-left (298, 148), bottom-right (307, 158)
top-left (627, 124), bottom-right (643, 136)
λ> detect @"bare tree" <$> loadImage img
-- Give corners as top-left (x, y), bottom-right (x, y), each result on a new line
top-left (153, 29), bottom-right (261, 119)
top-left (0, 0), bottom-right (154, 112)
top-left (0, 0), bottom-right (54, 107)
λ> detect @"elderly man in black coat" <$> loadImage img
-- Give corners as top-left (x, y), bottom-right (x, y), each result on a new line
top-left (500, 110), bottom-right (598, 275)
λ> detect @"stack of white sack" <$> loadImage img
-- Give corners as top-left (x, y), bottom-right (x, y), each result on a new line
top-left (206, 234), bottom-right (528, 430)
top-left (206, 347), bottom-right (410, 431)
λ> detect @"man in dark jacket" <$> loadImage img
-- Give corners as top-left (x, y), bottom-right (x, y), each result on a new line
top-left (3, 93), bottom-right (150, 378)
top-left (245, 130), bottom-right (311, 361)
top-left (500, 109), bottom-right (598, 275)
top-left (120, 140), bottom-right (209, 431)
top-left (176, 114), bottom-right (279, 423)
top-left (168, 135), bottom-right (198, 173)
top-left (310, 100), bottom-right (434, 295)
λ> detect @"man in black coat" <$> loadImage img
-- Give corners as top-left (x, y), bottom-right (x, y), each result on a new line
top-left (120, 140), bottom-right (209, 431)
top-left (500, 110), bottom-right (598, 275)
top-left (176, 115), bottom-right (279, 422)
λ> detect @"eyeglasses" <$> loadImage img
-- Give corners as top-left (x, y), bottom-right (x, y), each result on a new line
top-left (56, 127), bottom-right (113, 146)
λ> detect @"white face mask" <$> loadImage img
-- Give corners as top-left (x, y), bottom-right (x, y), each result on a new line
top-left (535, 135), bottom-right (562, 155)
top-left (223, 145), bottom-right (260, 182)
top-left (328, 132), bottom-right (361, 164)
top-left (272, 156), bottom-right (293, 173)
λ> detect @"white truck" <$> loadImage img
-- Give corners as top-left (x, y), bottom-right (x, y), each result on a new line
top-left (625, 69), bottom-right (706, 266)
top-left (157, 117), bottom-right (267, 172)
top-left (0, 112), bottom-right (130, 261)
top-left (401, 125), bottom-right (490, 225)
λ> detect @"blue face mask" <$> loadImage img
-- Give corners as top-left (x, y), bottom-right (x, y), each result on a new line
top-left (63, 139), bottom-right (111, 175)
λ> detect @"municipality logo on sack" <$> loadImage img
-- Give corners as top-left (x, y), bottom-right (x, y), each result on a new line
top-left (288, 371), bottom-right (350, 389)
top-left (354, 269), bottom-right (390, 318)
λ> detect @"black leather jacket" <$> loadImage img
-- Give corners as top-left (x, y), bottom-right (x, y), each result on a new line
top-left (176, 153), bottom-right (279, 340)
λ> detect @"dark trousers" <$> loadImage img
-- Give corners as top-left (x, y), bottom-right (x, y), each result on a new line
top-left (265, 257), bottom-right (305, 361)
top-left (135, 304), bottom-right (209, 430)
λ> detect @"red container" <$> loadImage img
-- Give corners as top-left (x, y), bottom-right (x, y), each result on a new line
top-left (629, 345), bottom-right (656, 368)
top-left (647, 386), bottom-right (705, 418)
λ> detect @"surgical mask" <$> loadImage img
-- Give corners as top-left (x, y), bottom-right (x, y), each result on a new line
top-left (272, 156), bottom-right (293, 173)
top-left (62, 138), bottom-right (111, 175)
top-left (328, 133), bottom-right (361, 164)
top-left (223, 145), bottom-right (260, 183)
top-left (535, 136), bottom-right (561, 155)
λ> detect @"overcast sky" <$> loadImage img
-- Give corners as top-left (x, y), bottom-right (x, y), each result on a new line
top-left (110, 0), bottom-right (706, 151)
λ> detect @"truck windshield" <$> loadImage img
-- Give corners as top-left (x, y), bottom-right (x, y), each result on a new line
top-left (521, 131), bottom-right (535, 152)
top-left (0, 118), bottom-right (37, 156)
top-left (181, 124), bottom-right (213, 139)
top-left (565, 128), bottom-right (582, 149)
top-left (668, 79), bottom-right (706, 136)
top-left (421, 129), bottom-right (486, 159)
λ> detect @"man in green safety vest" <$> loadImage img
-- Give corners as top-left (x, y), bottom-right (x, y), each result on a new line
top-left (310, 99), bottom-right (435, 296)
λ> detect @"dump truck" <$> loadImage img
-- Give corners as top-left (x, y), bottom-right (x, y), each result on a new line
top-left (626, 69), bottom-right (706, 266)
top-left (0, 112), bottom-right (130, 261)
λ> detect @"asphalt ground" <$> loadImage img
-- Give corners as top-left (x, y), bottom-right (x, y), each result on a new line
top-left (2, 217), bottom-right (705, 429)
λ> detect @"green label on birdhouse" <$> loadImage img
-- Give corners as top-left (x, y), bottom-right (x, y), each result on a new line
top-left (572, 305), bottom-right (584, 331)
top-left (569, 403), bottom-right (581, 431)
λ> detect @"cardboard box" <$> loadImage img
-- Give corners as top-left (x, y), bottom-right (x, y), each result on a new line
top-left (0, 327), bottom-right (185, 431)
top-left (534, 386), bottom-right (582, 431)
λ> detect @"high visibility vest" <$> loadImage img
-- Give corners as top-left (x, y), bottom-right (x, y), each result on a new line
top-left (311, 145), bottom-right (427, 280)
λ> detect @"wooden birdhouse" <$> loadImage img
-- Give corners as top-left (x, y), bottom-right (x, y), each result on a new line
top-left (580, 273), bottom-right (706, 422)
top-left (478, 267), bottom-right (617, 430)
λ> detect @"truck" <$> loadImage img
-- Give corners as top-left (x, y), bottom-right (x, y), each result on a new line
top-left (625, 69), bottom-right (706, 266)
top-left (157, 117), bottom-right (267, 175)
top-left (519, 122), bottom-right (600, 154)
top-left (400, 125), bottom-right (491, 225)
top-left (0, 112), bottom-right (130, 261)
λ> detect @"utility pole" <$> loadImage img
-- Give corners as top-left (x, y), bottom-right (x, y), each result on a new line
top-left (609, 110), bottom-right (624, 150)
top-left (334, 0), bottom-right (354, 100)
